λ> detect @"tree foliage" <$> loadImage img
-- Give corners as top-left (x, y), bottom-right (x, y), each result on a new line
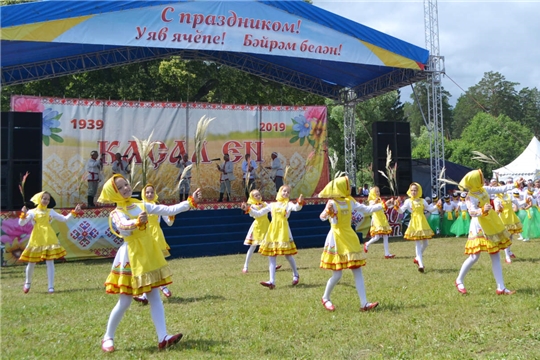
top-left (452, 71), bottom-right (522, 138)
top-left (405, 81), bottom-right (454, 138)
top-left (447, 113), bottom-right (532, 175)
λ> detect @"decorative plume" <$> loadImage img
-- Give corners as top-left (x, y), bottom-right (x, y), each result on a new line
top-left (377, 146), bottom-right (398, 196)
top-left (194, 115), bottom-right (215, 170)
top-left (132, 130), bottom-right (158, 190)
top-left (328, 151), bottom-right (339, 179)
top-left (437, 167), bottom-right (462, 190)
top-left (471, 151), bottom-right (503, 167)
top-left (77, 172), bottom-right (87, 201)
top-left (175, 164), bottom-right (193, 192)
top-left (18, 171), bottom-right (30, 204)
top-left (283, 165), bottom-right (291, 185)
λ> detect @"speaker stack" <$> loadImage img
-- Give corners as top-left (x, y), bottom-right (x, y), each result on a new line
top-left (1, 112), bottom-right (43, 211)
top-left (372, 121), bottom-right (413, 196)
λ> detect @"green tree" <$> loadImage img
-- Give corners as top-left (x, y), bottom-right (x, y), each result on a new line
top-left (405, 81), bottom-right (454, 138)
top-left (448, 113), bottom-right (532, 175)
top-left (518, 87), bottom-right (540, 137)
top-left (452, 71), bottom-right (521, 138)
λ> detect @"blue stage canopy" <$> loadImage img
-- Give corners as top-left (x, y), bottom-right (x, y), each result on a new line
top-left (1, 0), bottom-right (429, 100)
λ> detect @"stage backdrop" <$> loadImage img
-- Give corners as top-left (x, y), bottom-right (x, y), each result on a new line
top-left (10, 95), bottom-right (329, 208)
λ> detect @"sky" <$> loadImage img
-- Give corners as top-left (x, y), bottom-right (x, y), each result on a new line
top-left (312, 1), bottom-right (540, 106)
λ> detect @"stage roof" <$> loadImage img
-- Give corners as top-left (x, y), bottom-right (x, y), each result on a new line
top-left (1, 0), bottom-right (430, 101)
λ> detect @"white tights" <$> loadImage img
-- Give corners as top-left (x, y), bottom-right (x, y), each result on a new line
top-left (365, 235), bottom-right (391, 256)
top-left (104, 288), bottom-right (169, 342)
top-left (415, 240), bottom-right (429, 268)
top-left (244, 245), bottom-right (257, 269)
top-left (322, 268), bottom-right (369, 307)
top-left (25, 260), bottom-right (55, 289)
top-left (268, 255), bottom-right (298, 284)
top-left (456, 253), bottom-right (506, 291)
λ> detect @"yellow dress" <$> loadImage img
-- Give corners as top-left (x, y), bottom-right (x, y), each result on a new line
top-left (400, 198), bottom-right (434, 240)
top-left (320, 199), bottom-right (367, 270)
top-left (147, 213), bottom-right (172, 257)
top-left (495, 195), bottom-right (522, 234)
top-left (105, 202), bottom-right (191, 296)
top-left (369, 199), bottom-right (392, 236)
top-left (19, 209), bottom-right (68, 263)
top-left (244, 202), bottom-right (270, 246)
top-left (464, 189), bottom-right (511, 254)
top-left (258, 201), bottom-right (302, 256)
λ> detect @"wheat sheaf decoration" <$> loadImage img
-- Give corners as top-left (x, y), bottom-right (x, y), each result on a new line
top-left (132, 130), bottom-right (159, 191)
top-left (194, 115), bottom-right (215, 182)
top-left (377, 146), bottom-right (398, 197)
top-left (471, 151), bottom-right (504, 167)
top-left (437, 167), bottom-right (463, 191)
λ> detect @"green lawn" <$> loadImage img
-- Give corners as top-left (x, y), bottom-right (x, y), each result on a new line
top-left (2, 237), bottom-right (539, 359)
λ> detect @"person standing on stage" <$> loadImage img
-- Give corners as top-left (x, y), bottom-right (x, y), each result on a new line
top-left (242, 153), bottom-right (258, 200)
top-left (217, 154), bottom-right (235, 202)
top-left (112, 152), bottom-right (130, 178)
top-left (175, 153), bottom-right (192, 202)
top-left (265, 152), bottom-right (284, 192)
top-left (86, 150), bottom-right (104, 208)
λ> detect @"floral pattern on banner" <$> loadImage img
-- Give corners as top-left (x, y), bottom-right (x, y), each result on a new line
top-left (11, 96), bottom-right (64, 146)
top-left (0, 218), bottom-right (33, 266)
top-left (289, 107), bottom-right (327, 148)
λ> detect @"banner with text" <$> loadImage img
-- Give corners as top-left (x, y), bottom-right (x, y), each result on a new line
top-left (1, 2), bottom-right (423, 70)
top-left (11, 95), bottom-right (328, 208)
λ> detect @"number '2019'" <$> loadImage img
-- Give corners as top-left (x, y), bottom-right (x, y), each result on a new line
top-left (260, 122), bottom-right (286, 132)
top-left (71, 119), bottom-right (104, 130)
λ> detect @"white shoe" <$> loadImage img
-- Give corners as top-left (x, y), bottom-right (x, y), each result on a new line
top-left (523, 238), bottom-right (530, 242)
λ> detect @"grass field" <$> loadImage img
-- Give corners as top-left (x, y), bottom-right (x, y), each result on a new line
top-left (1, 237), bottom-right (539, 359)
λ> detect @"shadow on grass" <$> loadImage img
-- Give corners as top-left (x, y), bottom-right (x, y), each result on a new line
top-left (167, 294), bottom-right (226, 304)
top-left (512, 257), bottom-right (540, 264)
top-left (137, 338), bottom-right (228, 354)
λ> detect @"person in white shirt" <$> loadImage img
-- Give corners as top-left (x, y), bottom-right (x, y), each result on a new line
top-left (112, 153), bottom-right (130, 178)
top-left (217, 154), bottom-right (235, 202)
top-left (265, 152), bottom-right (284, 192)
top-left (86, 150), bottom-right (104, 207)
top-left (242, 153), bottom-right (258, 199)
top-left (175, 153), bottom-right (192, 202)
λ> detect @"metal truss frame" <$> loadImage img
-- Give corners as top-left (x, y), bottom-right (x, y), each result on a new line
top-left (342, 89), bottom-right (358, 191)
top-left (424, 0), bottom-right (446, 197)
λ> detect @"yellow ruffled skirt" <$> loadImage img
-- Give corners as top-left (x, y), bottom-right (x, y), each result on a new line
top-left (19, 244), bottom-right (66, 263)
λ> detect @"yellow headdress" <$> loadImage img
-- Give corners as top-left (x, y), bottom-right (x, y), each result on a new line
top-left (30, 191), bottom-right (47, 210)
top-left (318, 176), bottom-right (353, 202)
top-left (459, 169), bottom-right (483, 192)
top-left (141, 183), bottom-right (158, 204)
top-left (247, 189), bottom-right (262, 205)
top-left (367, 187), bottom-right (379, 202)
top-left (97, 174), bottom-right (140, 208)
top-left (276, 185), bottom-right (290, 204)
top-left (406, 182), bottom-right (423, 199)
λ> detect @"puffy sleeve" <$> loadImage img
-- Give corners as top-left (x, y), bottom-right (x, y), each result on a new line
top-left (145, 201), bottom-right (192, 216)
top-left (320, 200), bottom-right (336, 222)
top-left (397, 199), bottom-right (412, 214)
top-left (351, 200), bottom-right (383, 214)
top-left (248, 203), bottom-right (272, 217)
top-left (19, 209), bottom-right (35, 226)
top-left (466, 197), bottom-right (483, 217)
top-left (49, 209), bottom-right (74, 222)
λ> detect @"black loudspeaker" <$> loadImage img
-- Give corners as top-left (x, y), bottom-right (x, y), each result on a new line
top-left (372, 121), bottom-right (412, 195)
top-left (1, 112), bottom-right (43, 211)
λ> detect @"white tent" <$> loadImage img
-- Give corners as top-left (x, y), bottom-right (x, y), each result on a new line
top-left (493, 136), bottom-right (540, 180)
